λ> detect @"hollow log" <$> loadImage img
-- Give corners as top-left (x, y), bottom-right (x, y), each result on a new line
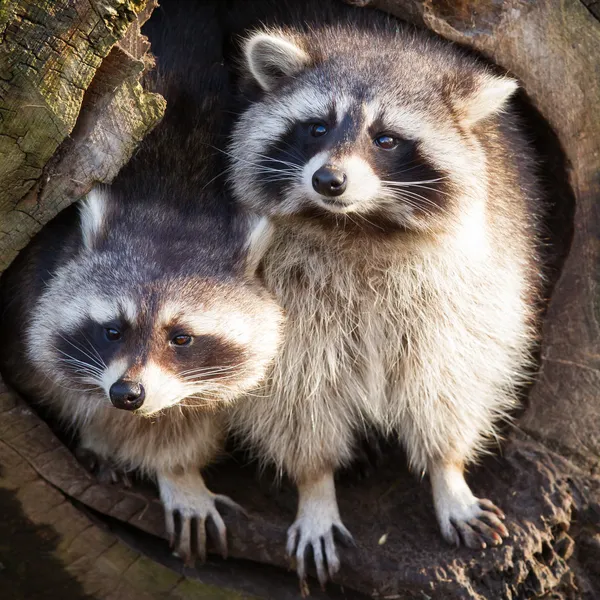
top-left (0, 0), bottom-right (599, 598)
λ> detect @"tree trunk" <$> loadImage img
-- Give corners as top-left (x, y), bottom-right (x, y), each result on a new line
top-left (1, 1), bottom-right (599, 599)
top-left (0, 0), bottom-right (165, 271)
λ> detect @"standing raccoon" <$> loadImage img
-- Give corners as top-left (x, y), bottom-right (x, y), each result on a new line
top-left (0, 0), bottom-right (282, 564)
top-left (225, 0), bottom-right (542, 584)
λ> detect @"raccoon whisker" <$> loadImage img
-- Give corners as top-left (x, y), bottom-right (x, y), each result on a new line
top-left (72, 377), bottom-right (103, 390)
top-left (179, 371), bottom-right (236, 381)
top-left (380, 193), bottom-right (438, 221)
top-left (55, 352), bottom-right (104, 377)
top-left (178, 364), bottom-right (242, 376)
top-left (200, 167), bottom-right (231, 191)
top-left (383, 188), bottom-right (437, 206)
top-left (251, 152), bottom-right (303, 170)
top-left (182, 378), bottom-right (237, 386)
top-left (385, 161), bottom-right (438, 176)
top-left (273, 137), bottom-right (307, 160)
top-left (213, 145), bottom-right (303, 176)
top-left (257, 171), bottom-right (299, 179)
top-left (181, 371), bottom-right (241, 382)
top-left (56, 333), bottom-right (105, 370)
top-left (68, 368), bottom-right (102, 380)
top-left (381, 187), bottom-right (446, 214)
top-left (80, 331), bottom-right (107, 368)
top-left (383, 177), bottom-right (447, 186)
top-left (50, 380), bottom-right (99, 393)
top-left (384, 182), bottom-right (452, 197)
top-left (346, 211), bottom-right (386, 232)
top-left (260, 177), bottom-right (297, 185)
top-left (181, 369), bottom-right (239, 377)
top-left (209, 146), bottom-right (287, 173)
top-left (244, 165), bottom-right (302, 177)
top-left (180, 362), bottom-right (247, 373)
top-left (237, 162), bottom-right (290, 175)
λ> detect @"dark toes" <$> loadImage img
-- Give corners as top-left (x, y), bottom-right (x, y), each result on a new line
top-left (478, 511), bottom-right (509, 537)
top-left (478, 498), bottom-right (506, 519)
top-left (452, 519), bottom-right (487, 549)
top-left (333, 523), bottom-right (355, 547)
top-left (469, 518), bottom-right (503, 545)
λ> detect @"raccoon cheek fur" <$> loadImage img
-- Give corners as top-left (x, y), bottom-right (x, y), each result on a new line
top-left (227, 2), bottom-right (542, 586)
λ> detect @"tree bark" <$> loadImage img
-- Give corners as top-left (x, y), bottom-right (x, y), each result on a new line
top-left (1, 0), bottom-right (599, 598)
top-left (0, 0), bottom-right (165, 272)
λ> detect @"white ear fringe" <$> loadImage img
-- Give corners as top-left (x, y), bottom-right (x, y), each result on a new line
top-left (245, 32), bottom-right (310, 92)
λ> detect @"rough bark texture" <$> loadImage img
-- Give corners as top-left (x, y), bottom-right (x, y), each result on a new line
top-left (1, 0), bottom-right (599, 599)
top-left (0, 0), bottom-right (165, 271)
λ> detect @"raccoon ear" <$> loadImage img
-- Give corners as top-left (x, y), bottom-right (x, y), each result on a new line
top-left (79, 186), bottom-right (109, 250)
top-left (244, 215), bottom-right (274, 278)
top-left (460, 74), bottom-right (518, 125)
top-left (244, 32), bottom-right (311, 91)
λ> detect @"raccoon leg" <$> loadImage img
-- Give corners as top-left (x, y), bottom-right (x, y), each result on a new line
top-left (157, 467), bottom-right (243, 565)
top-left (429, 460), bottom-right (508, 549)
top-left (287, 470), bottom-right (354, 589)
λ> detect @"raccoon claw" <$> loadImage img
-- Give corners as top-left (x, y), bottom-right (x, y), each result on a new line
top-left (159, 471), bottom-right (242, 565)
top-left (440, 497), bottom-right (509, 550)
top-left (286, 517), bottom-right (352, 590)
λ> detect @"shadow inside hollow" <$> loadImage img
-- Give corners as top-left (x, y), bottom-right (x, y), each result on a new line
top-left (0, 465), bottom-right (93, 600)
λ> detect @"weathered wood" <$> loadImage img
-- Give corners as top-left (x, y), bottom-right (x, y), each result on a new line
top-left (0, 0), bottom-right (165, 272)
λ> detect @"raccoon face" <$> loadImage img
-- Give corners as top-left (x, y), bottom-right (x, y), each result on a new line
top-left (230, 29), bottom-right (518, 233)
top-left (41, 287), bottom-right (268, 416)
top-left (27, 191), bottom-right (282, 418)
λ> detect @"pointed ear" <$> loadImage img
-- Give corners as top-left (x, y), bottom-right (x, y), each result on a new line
top-left (458, 73), bottom-right (518, 126)
top-left (243, 215), bottom-right (274, 278)
top-left (79, 186), bottom-right (109, 250)
top-left (244, 32), bottom-right (311, 91)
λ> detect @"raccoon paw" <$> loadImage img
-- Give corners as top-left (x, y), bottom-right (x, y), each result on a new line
top-left (286, 513), bottom-right (354, 590)
top-left (159, 471), bottom-right (244, 566)
top-left (75, 447), bottom-right (132, 487)
top-left (439, 496), bottom-right (508, 549)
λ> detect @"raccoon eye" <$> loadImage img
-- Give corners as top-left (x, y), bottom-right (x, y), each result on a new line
top-left (374, 134), bottom-right (399, 150)
top-left (309, 123), bottom-right (328, 137)
top-left (104, 327), bottom-right (122, 342)
top-left (172, 334), bottom-right (193, 347)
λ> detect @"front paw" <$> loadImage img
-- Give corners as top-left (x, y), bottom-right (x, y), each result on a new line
top-left (439, 496), bottom-right (508, 549)
top-left (286, 513), bottom-right (354, 591)
top-left (160, 473), bottom-right (244, 566)
top-left (75, 446), bottom-right (132, 487)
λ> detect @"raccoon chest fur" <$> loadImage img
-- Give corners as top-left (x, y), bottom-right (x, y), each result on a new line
top-left (248, 219), bottom-right (532, 475)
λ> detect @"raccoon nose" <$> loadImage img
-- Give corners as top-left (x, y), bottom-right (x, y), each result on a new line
top-left (312, 165), bottom-right (347, 198)
top-left (109, 380), bottom-right (145, 411)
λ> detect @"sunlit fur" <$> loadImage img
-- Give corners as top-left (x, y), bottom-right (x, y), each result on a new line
top-left (225, 0), bottom-right (543, 561)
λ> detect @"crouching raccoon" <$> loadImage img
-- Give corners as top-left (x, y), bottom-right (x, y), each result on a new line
top-left (0, 0), bottom-right (282, 564)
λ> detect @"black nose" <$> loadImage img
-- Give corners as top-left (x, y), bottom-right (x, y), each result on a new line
top-left (312, 165), bottom-right (347, 198)
top-left (109, 380), bottom-right (145, 411)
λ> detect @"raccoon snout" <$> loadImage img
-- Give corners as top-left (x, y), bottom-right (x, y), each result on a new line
top-left (109, 379), bottom-right (145, 411)
top-left (312, 165), bottom-right (347, 198)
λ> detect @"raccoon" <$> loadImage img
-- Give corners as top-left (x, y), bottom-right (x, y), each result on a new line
top-left (0, 0), bottom-right (282, 564)
top-left (223, 0), bottom-right (542, 585)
